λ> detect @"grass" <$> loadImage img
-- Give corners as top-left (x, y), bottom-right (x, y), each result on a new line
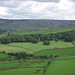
top-left (0, 68), bottom-right (44, 75)
top-left (0, 62), bottom-right (19, 68)
top-left (0, 53), bottom-right (8, 58)
top-left (8, 41), bottom-right (74, 52)
top-left (0, 44), bottom-right (33, 54)
top-left (1, 27), bottom-right (75, 38)
top-left (34, 48), bottom-right (75, 56)
top-left (72, 41), bottom-right (75, 46)
top-left (46, 59), bottom-right (75, 75)
top-left (14, 27), bottom-right (75, 35)
top-left (56, 56), bottom-right (75, 60)
top-left (18, 62), bottom-right (48, 67)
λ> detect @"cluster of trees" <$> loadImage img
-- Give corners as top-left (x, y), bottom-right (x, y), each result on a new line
top-left (0, 29), bottom-right (7, 34)
top-left (0, 30), bottom-right (75, 44)
top-left (6, 52), bottom-right (53, 60)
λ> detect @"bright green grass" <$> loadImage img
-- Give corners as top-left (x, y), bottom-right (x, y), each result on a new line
top-left (0, 53), bottom-right (8, 58)
top-left (34, 48), bottom-right (75, 56)
top-left (0, 62), bottom-right (19, 68)
top-left (9, 41), bottom-right (74, 52)
top-left (56, 56), bottom-right (75, 60)
top-left (72, 41), bottom-right (75, 46)
top-left (46, 59), bottom-right (75, 75)
top-left (15, 27), bottom-right (75, 35)
top-left (0, 68), bottom-right (44, 75)
top-left (18, 62), bottom-right (48, 67)
top-left (0, 44), bottom-right (33, 54)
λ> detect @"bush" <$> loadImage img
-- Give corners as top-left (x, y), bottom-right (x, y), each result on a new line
top-left (43, 40), bottom-right (50, 45)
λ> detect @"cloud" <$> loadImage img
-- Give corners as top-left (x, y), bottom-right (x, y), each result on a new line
top-left (0, 0), bottom-right (60, 2)
top-left (0, 0), bottom-right (75, 20)
top-left (70, 0), bottom-right (75, 2)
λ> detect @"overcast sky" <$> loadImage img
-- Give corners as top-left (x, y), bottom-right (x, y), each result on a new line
top-left (0, 0), bottom-right (75, 20)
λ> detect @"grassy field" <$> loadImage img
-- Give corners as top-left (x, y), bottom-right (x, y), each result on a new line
top-left (34, 48), bottom-right (75, 56)
top-left (8, 41), bottom-right (74, 52)
top-left (0, 44), bottom-right (33, 54)
top-left (0, 41), bottom-right (74, 54)
top-left (0, 68), bottom-right (44, 75)
top-left (46, 59), bottom-right (75, 75)
top-left (15, 27), bottom-right (75, 35)
top-left (0, 27), bottom-right (75, 38)
top-left (72, 41), bottom-right (75, 46)
top-left (0, 62), bottom-right (19, 68)
top-left (56, 56), bottom-right (75, 60)
top-left (0, 53), bottom-right (8, 58)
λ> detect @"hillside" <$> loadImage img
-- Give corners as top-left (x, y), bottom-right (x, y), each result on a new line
top-left (0, 19), bottom-right (75, 32)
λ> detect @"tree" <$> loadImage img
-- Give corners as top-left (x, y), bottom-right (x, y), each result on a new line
top-left (43, 40), bottom-right (50, 45)
top-left (64, 36), bottom-right (73, 42)
top-left (55, 39), bottom-right (58, 42)
top-left (32, 38), bottom-right (38, 43)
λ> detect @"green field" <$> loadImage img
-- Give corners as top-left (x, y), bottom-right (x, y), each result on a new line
top-left (34, 48), bottom-right (75, 56)
top-left (0, 44), bottom-right (33, 54)
top-left (56, 56), bottom-right (75, 60)
top-left (15, 27), bottom-right (75, 35)
top-left (0, 41), bottom-right (74, 54)
top-left (0, 27), bottom-right (75, 38)
top-left (72, 41), bottom-right (75, 46)
top-left (8, 41), bottom-right (74, 52)
top-left (0, 62), bottom-right (19, 68)
top-left (0, 68), bottom-right (44, 75)
top-left (0, 53), bottom-right (8, 58)
top-left (46, 59), bottom-right (75, 75)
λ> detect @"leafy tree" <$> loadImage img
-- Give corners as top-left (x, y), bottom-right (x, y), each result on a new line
top-left (64, 36), bottom-right (73, 42)
top-left (32, 38), bottom-right (38, 43)
top-left (55, 39), bottom-right (58, 42)
top-left (43, 40), bottom-right (50, 45)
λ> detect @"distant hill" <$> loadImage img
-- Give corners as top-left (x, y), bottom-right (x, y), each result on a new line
top-left (0, 19), bottom-right (75, 31)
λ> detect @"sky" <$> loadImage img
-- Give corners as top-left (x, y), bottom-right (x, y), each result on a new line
top-left (0, 0), bottom-right (75, 20)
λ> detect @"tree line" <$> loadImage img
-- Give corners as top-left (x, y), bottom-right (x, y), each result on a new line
top-left (0, 30), bottom-right (75, 44)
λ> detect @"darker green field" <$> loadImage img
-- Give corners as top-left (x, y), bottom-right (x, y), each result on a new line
top-left (0, 53), bottom-right (8, 58)
top-left (0, 68), bottom-right (44, 75)
top-left (11, 27), bottom-right (75, 35)
top-left (46, 58), bottom-right (75, 75)
top-left (34, 48), bottom-right (75, 56)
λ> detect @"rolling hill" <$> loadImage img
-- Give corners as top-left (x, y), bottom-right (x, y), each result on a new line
top-left (0, 19), bottom-right (75, 32)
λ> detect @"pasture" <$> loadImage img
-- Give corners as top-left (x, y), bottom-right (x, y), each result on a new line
top-left (34, 48), bottom-right (75, 56)
top-left (8, 41), bottom-right (74, 52)
top-left (0, 68), bottom-right (44, 75)
top-left (46, 59), bottom-right (75, 75)
top-left (0, 44), bottom-right (33, 54)
top-left (15, 27), bottom-right (75, 35)
top-left (0, 53), bottom-right (8, 58)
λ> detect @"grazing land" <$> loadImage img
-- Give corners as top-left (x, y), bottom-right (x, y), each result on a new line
top-left (34, 48), bottom-right (75, 56)
top-left (0, 53), bottom-right (8, 58)
top-left (0, 26), bottom-right (75, 75)
top-left (12, 27), bottom-right (75, 35)
top-left (8, 41), bottom-right (74, 52)
top-left (0, 68), bottom-right (44, 75)
top-left (46, 58), bottom-right (75, 75)
top-left (0, 44), bottom-right (33, 54)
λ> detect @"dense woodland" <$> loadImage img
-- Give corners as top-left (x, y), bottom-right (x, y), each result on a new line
top-left (0, 30), bottom-right (75, 44)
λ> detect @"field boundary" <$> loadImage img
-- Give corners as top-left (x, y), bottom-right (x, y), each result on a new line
top-left (33, 47), bottom-right (75, 55)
